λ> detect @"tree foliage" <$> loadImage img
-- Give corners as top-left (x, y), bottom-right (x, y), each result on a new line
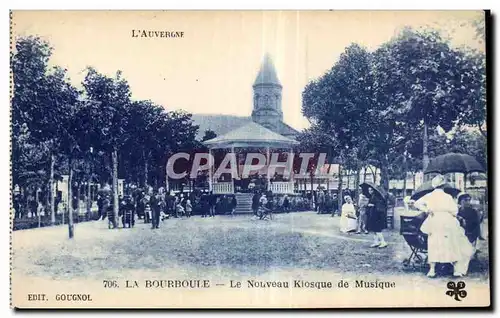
top-left (301, 27), bottom-right (487, 191)
top-left (11, 36), bottom-right (201, 224)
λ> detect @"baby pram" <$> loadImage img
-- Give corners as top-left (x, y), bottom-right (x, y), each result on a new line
top-left (400, 213), bottom-right (429, 271)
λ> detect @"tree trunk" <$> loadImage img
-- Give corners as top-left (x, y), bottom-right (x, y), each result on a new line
top-left (86, 174), bottom-right (92, 220)
top-left (346, 170), bottom-right (350, 189)
top-left (166, 174), bottom-right (170, 193)
top-left (423, 119), bottom-right (429, 171)
top-left (371, 167), bottom-right (378, 184)
top-left (380, 154), bottom-right (390, 192)
top-left (412, 173), bottom-right (416, 194)
top-left (478, 125), bottom-right (487, 138)
top-left (310, 173), bottom-right (314, 192)
top-left (112, 147), bottom-right (119, 229)
top-left (68, 155), bottom-right (75, 239)
top-left (143, 150), bottom-right (148, 189)
top-left (368, 166), bottom-right (376, 183)
top-left (77, 182), bottom-right (81, 218)
top-left (354, 166), bottom-right (360, 202)
top-left (363, 166), bottom-right (367, 183)
top-left (402, 171), bottom-right (407, 198)
top-left (337, 164), bottom-right (343, 212)
top-left (402, 149), bottom-right (408, 197)
top-left (49, 151), bottom-right (56, 225)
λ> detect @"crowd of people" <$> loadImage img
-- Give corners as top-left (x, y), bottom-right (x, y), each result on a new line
top-left (98, 189), bottom-right (223, 229)
top-left (13, 174), bottom-right (486, 278)
top-left (95, 188), bottom-right (321, 229)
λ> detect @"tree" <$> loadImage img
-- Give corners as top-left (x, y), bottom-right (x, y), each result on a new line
top-left (201, 129), bottom-right (217, 142)
top-left (302, 43), bottom-right (400, 192)
top-left (121, 100), bottom-right (167, 188)
top-left (302, 44), bottom-right (376, 165)
top-left (12, 36), bottom-right (79, 225)
top-left (156, 110), bottom-right (200, 190)
top-left (448, 128), bottom-right (487, 170)
top-left (82, 68), bottom-right (132, 228)
top-left (373, 27), bottom-right (485, 171)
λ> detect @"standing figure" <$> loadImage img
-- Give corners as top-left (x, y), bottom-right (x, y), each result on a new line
top-left (331, 193), bottom-right (339, 217)
top-left (317, 190), bottom-right (325, 214)
top-left (143, 194), bottom-right (151, 223)
top-left (185, 199), bottom-right (192, 218)
top-left (230, 195), bottom-right (237, 216)
top-left (121, 195), bottom-right (135, 228)
top-left (252, 192), bottom-right (261, 216)
top-left (200, 194), bottom-right (209, 218)
top-left (29, 196), bottom-right (38, 218)
top-left (13, 193), bottom-right (21, 219)
top-left (414, 175), bottom-right (474, 278)
top-left (283, 194), bottom-right (290, 213)
top-left (166, 193), bottom-right (175, 218)
top-left (356, 194), bottom-right (369, 234)
top-left (365, 187), bottom-right (388, 248)
top-left (136, 192), bottom-right (145, 220)
top-left (150, 192), bottom-right (161, 229)
top-left (97, 195), bottom-right (104, 220)
top-left (457, 192), bottom-right (483, 248)
top-left (209, 192), bottom-right (217, 217)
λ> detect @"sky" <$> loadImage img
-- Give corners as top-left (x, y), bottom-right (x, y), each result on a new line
top-left (11, 10), bottom-right (484, 131)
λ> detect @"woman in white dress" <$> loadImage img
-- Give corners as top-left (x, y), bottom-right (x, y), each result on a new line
top-left (414, 175), bottom-right (474, 278)
top-left (340, 195), bottom-right (358, 233)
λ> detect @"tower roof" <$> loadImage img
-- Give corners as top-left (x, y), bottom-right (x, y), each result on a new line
top-left (253, 54), bottom-right (282, 87)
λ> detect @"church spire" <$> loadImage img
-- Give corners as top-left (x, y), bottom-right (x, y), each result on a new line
top-left (253, 53), bottom-right (282, 87)
top-left (251, 53), bottom-right (283, 130)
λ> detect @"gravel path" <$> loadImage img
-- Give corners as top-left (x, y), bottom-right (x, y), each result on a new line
top-left (12, 211), bottom-right (490, 289)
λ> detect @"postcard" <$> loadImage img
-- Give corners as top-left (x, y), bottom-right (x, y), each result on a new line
top-left (10, 10), bottom-right (490, 308)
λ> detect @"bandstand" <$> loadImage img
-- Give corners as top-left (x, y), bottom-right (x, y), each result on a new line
top-left (203, 121), bottom-right (299, 195)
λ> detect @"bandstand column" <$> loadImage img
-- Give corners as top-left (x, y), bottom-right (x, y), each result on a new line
top-left (289, 148), bottom-right (294, 194)
top-left (231, 146), bottom-right (236, 194)
top-left (208, 148), bottom-right (213, 192)
top-left (266, 146), bottom-right (271, 191)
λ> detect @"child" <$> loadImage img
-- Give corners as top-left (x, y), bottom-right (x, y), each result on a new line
top-left (185, 199), bottom-right (192, 218)
top-left (144, 202), bottom-right (152, 224)
top-left (356, 194), bottom-right (369, 234)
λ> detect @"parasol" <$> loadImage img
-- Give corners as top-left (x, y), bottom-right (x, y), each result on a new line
top-left (424, 152), bottom-right (485, 175)
top-left (359, 182), bottom-right (387, 200)
top-left (410, 181), bottom-right (461, 201)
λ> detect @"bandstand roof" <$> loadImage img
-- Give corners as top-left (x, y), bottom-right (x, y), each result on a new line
top-left (203, 121), bottom-right (299, 149)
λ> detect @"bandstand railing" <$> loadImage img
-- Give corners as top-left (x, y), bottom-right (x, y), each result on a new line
top-left (270, 181), bottom-right (294, 194)
top-left (213, 182), bottom-right (234, 194)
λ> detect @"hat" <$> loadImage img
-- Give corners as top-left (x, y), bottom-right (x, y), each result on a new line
top-left (457, 192), bottom-right (471, 202)
top-left (431, 174), bottom-right (446, 188)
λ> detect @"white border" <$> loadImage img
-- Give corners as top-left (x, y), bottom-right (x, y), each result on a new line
top-left (2, 1), bottom-right (498, 317)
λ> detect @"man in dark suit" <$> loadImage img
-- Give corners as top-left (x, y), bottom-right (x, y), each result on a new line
top-left (150, 192), bottom-right (161, 229)
top-left (209, 191), bottom-right (217, 217)
top-left (252, 192), bottom-right (261, 216)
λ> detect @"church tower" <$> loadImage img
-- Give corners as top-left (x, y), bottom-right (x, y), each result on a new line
top-left (251, 54), bottom-right (283, 131)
